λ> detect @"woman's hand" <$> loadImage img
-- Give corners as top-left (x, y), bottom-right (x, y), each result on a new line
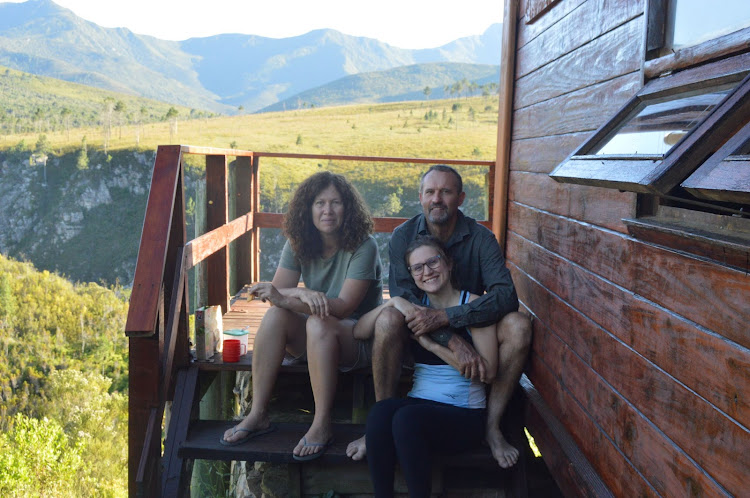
top-left (413, 332), bottom-right (437, 351)
top-left (291, 288), bottom-right (330, 317)
top-left (248, 282), bottom-right (283, 306)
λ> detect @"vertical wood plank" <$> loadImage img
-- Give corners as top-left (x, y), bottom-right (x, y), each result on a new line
top-left (206, 154), bottom-right (229, 313)
top-left (493, 0), bottom-right (519, 249)
top-left (234, 156), bottom-right (253, 292)
top-left (252, 156), bottom-right (261, 283)
top-left (129, 335), bottom-right (162, 497)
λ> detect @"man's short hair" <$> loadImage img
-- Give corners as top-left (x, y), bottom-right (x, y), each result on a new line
top-left (420, 164), bottom-right (463, 194)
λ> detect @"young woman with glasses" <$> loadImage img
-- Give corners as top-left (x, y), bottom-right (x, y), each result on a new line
top-left (353, 234), bottom-right (498, 497)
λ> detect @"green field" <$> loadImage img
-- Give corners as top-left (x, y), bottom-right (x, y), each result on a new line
top-left (2, 95), bottom-right (498, 159)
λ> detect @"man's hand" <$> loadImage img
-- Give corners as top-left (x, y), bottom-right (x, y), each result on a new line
top-left (405, 307), bottom-right (450, 336)
top-left (448, 334), bottom-right (488, 382)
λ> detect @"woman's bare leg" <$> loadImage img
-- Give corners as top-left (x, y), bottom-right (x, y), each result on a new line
top-left (222, 307), bottom-right (307, 443)
top-left (293, 316), bottom-right (358, 458)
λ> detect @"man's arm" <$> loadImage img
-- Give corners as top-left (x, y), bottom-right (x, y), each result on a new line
top-left (445, 227), bottom-right (518, 330)
top-left (387, 227), bottom-right (421, 304)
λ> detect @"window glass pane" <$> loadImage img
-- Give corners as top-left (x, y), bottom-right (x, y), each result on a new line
top-left (594, 88), bottom-right (732, 156)
top-left (670, 0), bottom-right (750, 49)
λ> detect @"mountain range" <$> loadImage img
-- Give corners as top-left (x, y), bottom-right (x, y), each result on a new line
top-left (0, 0), bottom-right (502, 113)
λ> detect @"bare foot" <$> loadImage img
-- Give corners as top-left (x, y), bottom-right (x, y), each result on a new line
top-left (293, 425), bottom-right (333, 459)
top-left (346, 434), bottom-right (367, 461)
top-left (221, 414), bottom-right (271, 444)
top-left (486, 427), bottom-right (519, 468)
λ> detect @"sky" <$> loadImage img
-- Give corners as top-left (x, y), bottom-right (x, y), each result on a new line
top-left (1, 0), bottom-right (504, 49)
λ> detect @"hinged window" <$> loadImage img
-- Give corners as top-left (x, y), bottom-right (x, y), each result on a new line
top-left (550, 54), bottom-right (750, 198)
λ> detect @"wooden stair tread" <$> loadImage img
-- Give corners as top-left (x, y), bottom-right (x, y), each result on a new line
top-left (179, 420), bottom-right (502, 468)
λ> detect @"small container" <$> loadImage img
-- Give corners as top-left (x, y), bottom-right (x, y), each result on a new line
top-left (223, 329), bottom-right (249, 356)
top-left (195, 305), bottom-right (223, 360)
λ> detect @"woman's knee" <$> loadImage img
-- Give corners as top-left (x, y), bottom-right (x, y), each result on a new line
top-left (306, 315), bottom-right (338, 341)
top-left (256, 306), bottom-right (296, 338)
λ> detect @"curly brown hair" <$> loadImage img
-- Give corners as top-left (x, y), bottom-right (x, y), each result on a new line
top-left (283, 171), bottom-right (373, 262)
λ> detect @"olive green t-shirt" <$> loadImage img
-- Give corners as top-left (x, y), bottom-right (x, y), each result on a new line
top-left (279, 235), bottom-right (383, 320)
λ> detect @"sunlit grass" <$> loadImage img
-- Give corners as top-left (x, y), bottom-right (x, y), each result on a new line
top-left (0, 96), bottom-right (500, 161)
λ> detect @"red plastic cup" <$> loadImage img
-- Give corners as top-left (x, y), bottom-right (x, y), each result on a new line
top-left (223, 339), bottom-right (241, 362)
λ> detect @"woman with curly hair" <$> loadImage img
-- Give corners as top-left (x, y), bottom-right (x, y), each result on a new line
top-left (221, 171), bottom-right (383, 461)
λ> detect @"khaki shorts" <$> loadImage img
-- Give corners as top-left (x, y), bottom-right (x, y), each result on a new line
top-left (340, 337), bottom-right (373, 372)
top-left (282, 337), bottom-right (373, 372)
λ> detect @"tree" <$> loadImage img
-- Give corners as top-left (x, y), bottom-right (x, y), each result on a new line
top-left (76, 136), bottom-right (89, 170)
top-left (165, 107), bottom-right (179, 142)
top-left (423, 86), bottom-right (431, 100)
top-left (0, 413), bottom-right (83, 496)
top-left (0, 274), bottom-right (16, 353)
top-left (60, 108), bottom-right (72, 141)
top-left (102, 97), bottom-right (115, 153)
top-left (32, 107), bottom-right (45, 133)
top-left (34, 134), bottom-right (49, 154)
top-left (114, 101), bottom-right (126, 139)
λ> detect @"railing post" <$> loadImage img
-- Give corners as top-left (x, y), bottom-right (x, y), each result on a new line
top-left (252, 156), bottom-right (261, 283)
top-left (206, 154), bottom-right (230, 314)
top-left (234, 156), bottom-right (253, 292)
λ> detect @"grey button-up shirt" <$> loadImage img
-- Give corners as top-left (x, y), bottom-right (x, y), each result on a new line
top-left (388, 211), bottom-right (519, 329)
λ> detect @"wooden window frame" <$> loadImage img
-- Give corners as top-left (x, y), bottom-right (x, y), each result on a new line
top-left (682, 119), bottom-right (750, 204)
top-left (644, 0), bottom-right (750, 79)
top-left (550, 53), bottom-right (750, 195)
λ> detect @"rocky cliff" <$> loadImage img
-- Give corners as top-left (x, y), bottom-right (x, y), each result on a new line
top-left (0, 148), bottom-right (160, 285)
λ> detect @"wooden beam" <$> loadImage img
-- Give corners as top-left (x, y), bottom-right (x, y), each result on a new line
top-left (234, 156), bottom-right (253, 292)
top-left (180, 145), bottom-right (254, 157)
top-left (253, 212), bottom-right (491, 233)
top-left (126, 145), bottom-right (182, 336)
top-left (493, 0), bottom-right (519, 248)
top-left (254, 151), bottom-right (494, 167)
top-left (162, 367), bottom-right (199, 497)
top-left (206, 154), bottom-right (230, 314)
top-left (251, 156), bottom-right (261, 283)
top-left (184, 213), bottom-right (254, 270)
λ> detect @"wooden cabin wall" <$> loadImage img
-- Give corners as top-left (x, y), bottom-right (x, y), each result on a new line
top-left (507, 0), bottom-right (749, 496)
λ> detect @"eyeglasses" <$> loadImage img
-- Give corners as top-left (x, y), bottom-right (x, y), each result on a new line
top-left (408, 255), bottom-right (442, 276)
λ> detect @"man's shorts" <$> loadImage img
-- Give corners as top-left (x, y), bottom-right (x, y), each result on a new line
top-left (282, 337), bottom-right (373, 372)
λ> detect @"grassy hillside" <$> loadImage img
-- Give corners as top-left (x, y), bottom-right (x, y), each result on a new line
top-left (1, 94), bottom-right (499, 158)
top-left (0, 65), bottom-right (205, 137)
top-left (260, 63), bottom-right (500, 112)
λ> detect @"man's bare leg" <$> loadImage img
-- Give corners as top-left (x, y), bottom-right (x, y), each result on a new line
top-left (486, 312), bottom-right (532, 468)
top-left (346, 308), bottom-right (408, 460)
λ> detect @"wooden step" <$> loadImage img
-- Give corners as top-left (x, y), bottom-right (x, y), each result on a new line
top-left (179, 420), bottom-right (505, 469)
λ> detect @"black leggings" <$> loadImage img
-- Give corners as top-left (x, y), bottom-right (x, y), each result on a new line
top-left (366, 397), bottom-right (485, 498)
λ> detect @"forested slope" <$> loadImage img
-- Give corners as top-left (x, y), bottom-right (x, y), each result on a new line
top-left (0, 254), bottom-right (129, 496)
